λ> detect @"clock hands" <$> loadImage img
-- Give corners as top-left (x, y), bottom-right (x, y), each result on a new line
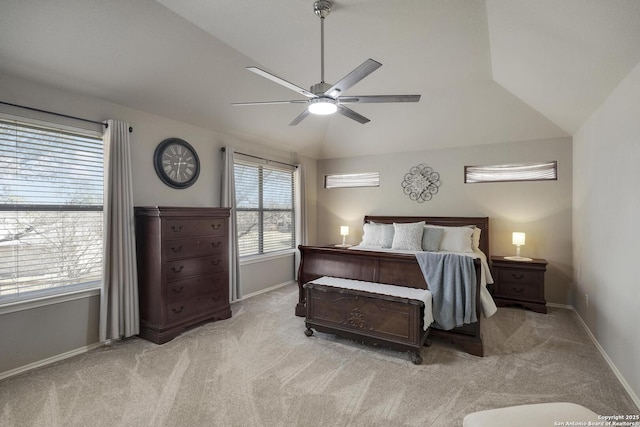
top-left (172, 156), bottom-right (195, 182)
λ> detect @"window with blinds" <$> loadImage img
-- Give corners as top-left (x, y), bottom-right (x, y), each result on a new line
top-left (464, 161), bottom-right (557, 183)
top-left (0, 118), bottom-right (103, 303)
top-left (234, 160), bottom-right (295, 257)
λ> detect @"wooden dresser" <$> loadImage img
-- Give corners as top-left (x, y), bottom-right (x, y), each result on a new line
top-left (135, 206), bottom-right (231, 344)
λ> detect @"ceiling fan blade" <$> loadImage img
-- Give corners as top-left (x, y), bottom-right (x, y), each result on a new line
top-left (338, 95), bottom-right (421, 103)
top-left (232, 100), bottom-right (308, 106)
top-left (247, 67), bottom-right (316, 98)
top-left (289, 109), bottom-right (311, 126)
top-left (337, 105), bottom-right (370, 124)
top-left (324, 59), bottom-right (382, 98)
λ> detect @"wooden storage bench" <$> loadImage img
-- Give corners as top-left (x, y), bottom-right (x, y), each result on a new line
top-left (303, 277), bottom-right (432, 364)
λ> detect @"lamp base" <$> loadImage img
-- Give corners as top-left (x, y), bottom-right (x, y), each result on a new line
top-left (504, 256), bottom-right (533, 261)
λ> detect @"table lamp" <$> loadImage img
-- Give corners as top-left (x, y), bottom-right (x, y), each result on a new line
top-left (338, 225), bottom-right (349, 247)
top-left (504, 232), bottom-right (532, 261)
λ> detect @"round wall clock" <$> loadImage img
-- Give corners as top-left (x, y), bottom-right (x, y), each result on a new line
top-left (153, 138), bottom-right (200, 189)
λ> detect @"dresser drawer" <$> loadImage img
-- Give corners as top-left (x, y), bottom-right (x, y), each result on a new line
top-left (497, 269), bottom-right (539, 286)
top-left (163, 218), bottom-right (226, 238)
top-left (164, 236), bottom-right (225, 260)
top-left (165, 255), bottom-right (226, 281)
top-left (495, 281), bottom-right (539, 300)
top-left (166, 291), bottom-right (229, 324)
top-left (166, 272), bottom-right (227, 303)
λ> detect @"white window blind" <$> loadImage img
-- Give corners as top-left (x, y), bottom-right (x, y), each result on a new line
top-left (324, 172), bottom-right (380, 189)
top-left (464, 161), bottom-right (557, 183)
top-left (0, 118), bottom-right (103, 303)
top-left (234, 160), bottom-right (295, 257)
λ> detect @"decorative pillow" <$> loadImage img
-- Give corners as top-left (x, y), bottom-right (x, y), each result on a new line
top-left (426, 225), bottom-right (474, 253)
top-left (361, 222), bottom-right (394, 247)
top-left (391, 221), bottom-right (425, 251)
top-left (422, 227), bottom-right (444, 251)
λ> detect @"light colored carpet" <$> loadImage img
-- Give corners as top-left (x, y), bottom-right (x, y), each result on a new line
top-left (0, 283), bottom-right (637, 426)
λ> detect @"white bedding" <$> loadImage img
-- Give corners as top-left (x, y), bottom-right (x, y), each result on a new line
top-left (307, 276), bottom-right (434, 330)
top-left (347, 245), bottom-right (498, 319)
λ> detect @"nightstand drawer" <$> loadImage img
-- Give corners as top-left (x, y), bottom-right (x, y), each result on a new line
top-left (495, 281), bottom-right (539, 300)
top-left (497, 269), bottom-right (539, 286)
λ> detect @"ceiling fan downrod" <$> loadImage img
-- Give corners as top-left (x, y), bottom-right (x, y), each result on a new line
top-left (314, 0), bottom-right (332, 85)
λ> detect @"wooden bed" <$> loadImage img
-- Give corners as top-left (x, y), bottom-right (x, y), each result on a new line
top-left (296, 215), bottom-right (490, 357)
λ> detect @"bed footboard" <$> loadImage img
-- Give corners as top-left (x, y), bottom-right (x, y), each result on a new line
top-left (296, 245), bottom-right (485, 357)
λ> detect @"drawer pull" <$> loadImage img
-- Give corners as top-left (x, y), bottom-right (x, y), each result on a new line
top-left (170, 246), bottom-right (183, 253)
top-left (211, 259), bottom-right (221, 266)
top-left (171, 266), bottom-right (184, 273)
top-left (212, 295), bottom-right (221, 302)
top-left (211, 241), bottom-right (221, 248)
top-left (172, 306), bottom-right (184, 314)
top-left (512, 273), bottom-right (525, 280)
top-left (171, 286), bottom-right (184, 294)
top-left (170, 225), bottom-right (184, 233)
top-left (512, 286), bottom-right (524, 293)
top-left (211, 223), bottom-right (221, 230)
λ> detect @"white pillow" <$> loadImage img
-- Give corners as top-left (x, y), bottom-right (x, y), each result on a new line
top-left (471, 227), bottom-right (481, 251)
top-left (361, 222), bottom-right (394, 247)
top-left (391, 221), bottom-right (425, 251)
top-left (425, 225), bottom-right (474, 253)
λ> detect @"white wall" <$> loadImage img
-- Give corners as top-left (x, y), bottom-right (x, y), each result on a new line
top-left (0, 72), bottom-right (315, 375)
top-left (573, 62), bottom-right (640, 404)
top-left (316, 137), bottom-right (573, 305)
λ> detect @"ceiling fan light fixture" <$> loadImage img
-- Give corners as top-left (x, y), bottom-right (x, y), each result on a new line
top-left (308, 97), bottom-right (338, 115)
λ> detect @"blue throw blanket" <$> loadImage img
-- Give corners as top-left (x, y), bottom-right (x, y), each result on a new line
top-left (415, 252), bottom-right (477, 330)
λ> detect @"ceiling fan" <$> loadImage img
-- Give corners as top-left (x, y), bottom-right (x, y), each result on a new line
top-left (232, 0), bottom-right (421, 125)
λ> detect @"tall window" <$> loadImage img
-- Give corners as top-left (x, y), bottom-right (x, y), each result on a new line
top-left (234, 159), bottom-right (295, 257)
top-left (0, 117), bottom-right (103, 304)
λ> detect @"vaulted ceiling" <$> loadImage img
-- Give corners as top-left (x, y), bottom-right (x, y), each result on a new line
top-left (1, 0), bottom-right (639, 159)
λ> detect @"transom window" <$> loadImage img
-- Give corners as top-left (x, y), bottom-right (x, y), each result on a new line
top-left (0, 117), bottom-right (103, 304)
top-left (234, 160), bottom-right (295, 257)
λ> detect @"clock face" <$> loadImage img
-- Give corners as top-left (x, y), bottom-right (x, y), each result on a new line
top-left (153, 138), bottom-right (200, 189)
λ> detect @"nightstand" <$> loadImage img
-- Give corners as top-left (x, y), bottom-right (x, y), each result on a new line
top-left (490, 256), bottom-right (548, 313)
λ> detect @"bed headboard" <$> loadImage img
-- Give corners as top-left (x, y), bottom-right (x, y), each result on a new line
top-left (363, 215), bottom-right (490, 256)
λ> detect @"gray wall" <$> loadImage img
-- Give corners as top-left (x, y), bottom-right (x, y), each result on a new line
top-left (316, 137), bottom-right (573, 305)
top-left (573, 62), bottom-right (640, 404)
top-left (0, 72), bottom-right (315, 375)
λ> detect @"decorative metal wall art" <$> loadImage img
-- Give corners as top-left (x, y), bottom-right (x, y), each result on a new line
top-left (402, 164), bottom-right (441, 202)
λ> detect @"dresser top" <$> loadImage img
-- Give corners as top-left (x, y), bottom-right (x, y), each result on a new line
top-left (135, 206), bottom-right (230, 218)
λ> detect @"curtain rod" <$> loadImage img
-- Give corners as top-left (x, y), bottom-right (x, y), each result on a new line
top-left (0, 100), bottom-right (133, 133)
top-left (221, 147), bottom-right (297, 168)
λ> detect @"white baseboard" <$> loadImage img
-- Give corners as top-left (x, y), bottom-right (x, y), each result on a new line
top-left (0, 341), bottom-right (107, 381)
top-left (565, 305), bottom-right (640, 411)
top-left (234, 280), bottom-right (296, 302)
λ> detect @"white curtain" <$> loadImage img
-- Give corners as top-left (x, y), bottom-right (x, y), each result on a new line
top-left (294, 162), bottom-right (308, 279)
top-left (221, 146), bottom-right (241, 301)
top-left (100, 120), bottom-right (139, 341)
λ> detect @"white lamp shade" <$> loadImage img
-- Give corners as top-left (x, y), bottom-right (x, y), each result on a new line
top-left (512, 232), bottom-right (526, 246)
top-left (340, 226), bottom-right (349, 236)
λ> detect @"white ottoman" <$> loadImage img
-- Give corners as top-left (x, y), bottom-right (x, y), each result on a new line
top-left (463, 402), bottom-right (600, 427)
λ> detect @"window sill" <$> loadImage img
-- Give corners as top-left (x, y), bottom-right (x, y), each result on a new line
top-left (0, 287), bottom-right (101, 315)
top-left (239, 249), bottom-right (296, 266)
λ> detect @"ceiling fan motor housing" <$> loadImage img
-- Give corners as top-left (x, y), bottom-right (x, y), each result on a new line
top-left (311, 82), bottom-right (333, 96)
